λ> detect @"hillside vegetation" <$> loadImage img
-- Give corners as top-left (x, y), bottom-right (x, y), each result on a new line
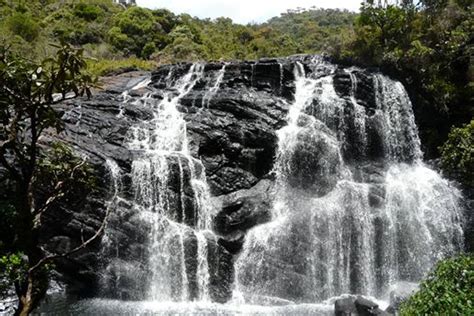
top-left (0, 1), bottom-right (356, 69)
top-left (0, 0), bottom-right (472, 169)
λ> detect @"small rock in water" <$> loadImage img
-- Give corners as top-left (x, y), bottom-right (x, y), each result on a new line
top-left (354, 296), bottom-right (390, 316)
top-left (334, 297), bottom-right (356, 315)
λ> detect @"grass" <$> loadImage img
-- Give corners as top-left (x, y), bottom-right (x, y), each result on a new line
top-left (87, 57), bottom-right (157, 77)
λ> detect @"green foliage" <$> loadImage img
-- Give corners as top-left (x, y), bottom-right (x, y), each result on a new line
top-left (0, 2), bottom-right (356, 63)
top-left (87, 57), bottom-right (156, 76)
top-left (0, 251), bottom-right (54, 300)
top-left (38, 142), bottom-right (97, 193)
top-left (0, 43), bottom-right (96, 153)
top-left (108, 6), bottom-right (170, 58)
top-left (345, 0), bottom-right (473, 159)
top-left (6, 12), bottom-right (40, 42)
top-left (400, 255), bottom-right (474, 315)
top-left (159, 24), bottom-right (207, 62)
top-left (0, 252), bottom-right (27, 297)
top-left (265, 8), bottom-right (356, 54)
top-left (440, 120), bottom-right (474, 187)
top-left (141, 42), bottom-right (156, 59)
top-left (0, 42), bottom-right (96, 228)
top-left (74, 2), bottom-right (104, 21)
top-left (0, 38), bottom-right (96, 314)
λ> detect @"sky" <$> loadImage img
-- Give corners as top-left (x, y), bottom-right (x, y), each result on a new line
top-left (136, 0), bottom-right (361, 24)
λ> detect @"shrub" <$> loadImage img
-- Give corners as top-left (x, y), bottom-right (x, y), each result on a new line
top-left (400, 255), bottom-right (474, 315)
top-left (141, 42), bottom-right (156, 59)
top-left (7, 12), bottom-right (40, 42)
top-left (74, 3), bottom-right (103, 21)
top-left (440, 120), bottom-right (474, 187)
top-left (108, 6), bottom-right (167, 57)
top-left (0, 253), bottom-right (27, 297)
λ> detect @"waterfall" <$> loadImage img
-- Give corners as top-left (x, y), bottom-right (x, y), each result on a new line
top-left (234, 58), bottom-right (464, 303)
top-left (203, 64), bottom-right (227, 108)
top-left (129, 63), bottom-right (216, 301)
top-left (94, 57), bottom-right (464, 311)
top-left (101, 64), bottom-right (216, 302)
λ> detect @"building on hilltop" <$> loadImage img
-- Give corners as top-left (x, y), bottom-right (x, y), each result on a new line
top-left (114, 0), bottom-right (136, 6)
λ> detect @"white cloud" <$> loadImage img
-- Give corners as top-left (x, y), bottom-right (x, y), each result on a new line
top-left (136, 0), bottom-right (361, 24)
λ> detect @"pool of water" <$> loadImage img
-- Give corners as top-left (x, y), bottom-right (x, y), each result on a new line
top-left (34, 294), bottom-right (389, 316)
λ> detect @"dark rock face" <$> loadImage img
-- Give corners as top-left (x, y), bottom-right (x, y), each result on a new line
top-left (213, 180), bottom-right (273, 236)
top-left (39, 60), bottom-right (293, 300)
top-left (40, 72), bottom-right (152, 298)
top-left (355, 297), bottom-right (391, 316)
top-left (38, 55), bottom-right (468, 305)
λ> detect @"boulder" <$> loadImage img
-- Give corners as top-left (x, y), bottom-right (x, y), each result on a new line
top-left (355, 296), bottom-right (390, 316)
top-left (213, 179), bottom-right (273, 236)
top-left (335, 297), bottom-right (357, 316)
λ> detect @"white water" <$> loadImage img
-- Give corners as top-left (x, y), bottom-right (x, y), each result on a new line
top-left (101, 64), bottom-right (217, 302)
top-left (234, 59), bottom-right (464, 303)
top-left (130, 64), bottom-right (216, 301)
top-left (203, 64), bottom-right (227, 108)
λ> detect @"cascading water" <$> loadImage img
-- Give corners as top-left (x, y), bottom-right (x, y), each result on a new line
top-left (130, 63), bottom-right (216, 302)
top-left (233, 58), bottom-right (464, 303)
top-left (203, 64), bottom-right (227, 108)
top-left (83, 56), bottom-right (466, 316)
top-left (101, 64), bottom-right (216, 302)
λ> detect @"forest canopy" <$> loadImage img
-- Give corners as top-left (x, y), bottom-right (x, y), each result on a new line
top-left (0, 0), bottom-right (471, 176)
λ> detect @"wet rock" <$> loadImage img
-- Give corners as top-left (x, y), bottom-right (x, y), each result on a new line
top-left (213, 179), bottom-right (273, 236)
top-left (333, 72), bottom-right (352, 97)
top-left (353, 71), bottom-right (376, 111)
top-left (217, 234), bottom-right (245, 254)
top-left (355, 296), bottom-right (390, 316)
top-left (281, 117), bottom-right (341, 196)
top-left (207, 237), bottom-right (234, 303)
top-left (334, 297), bottom-right (356, 316)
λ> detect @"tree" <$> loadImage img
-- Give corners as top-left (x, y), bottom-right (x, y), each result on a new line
top-left (0, 43), bottom-right (106, 315)
top-left (108, 6), bottom-right (168, 57)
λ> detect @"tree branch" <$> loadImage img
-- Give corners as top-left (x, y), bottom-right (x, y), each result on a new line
top-left (33, 156), bottom-right (87, 217)
top-left (28, 197), bottom-right (113, 274)
top-left (69, 156), bottom-right (87, 179)
top-left (33, 181), bottom-right (64, 217)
